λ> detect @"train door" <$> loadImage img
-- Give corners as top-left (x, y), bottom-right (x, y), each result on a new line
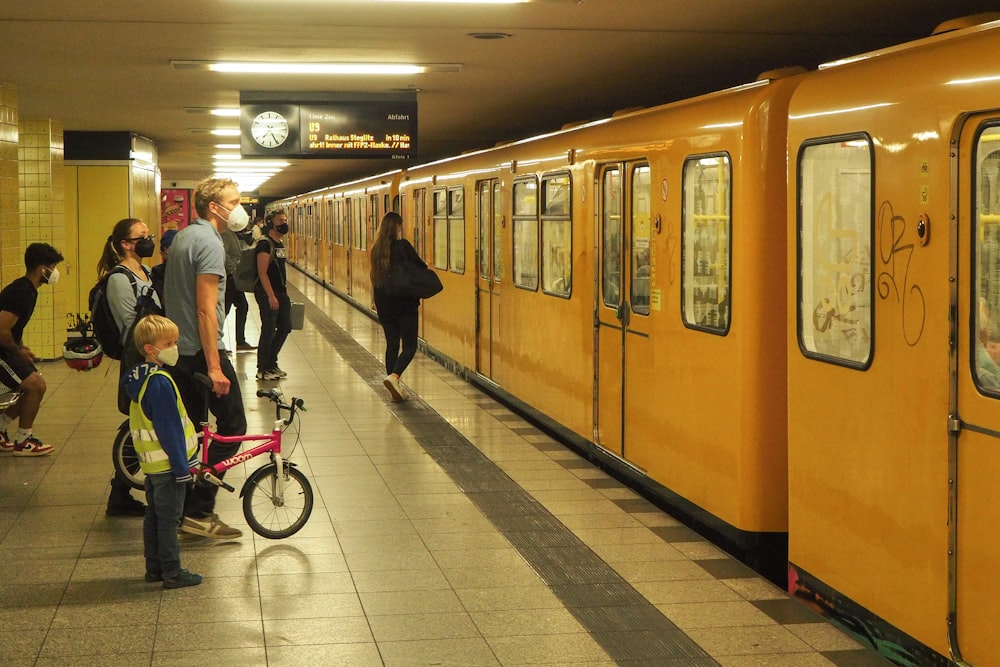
top-left (953, 113), bottom-right (1000, 665)
top-left (595, 162), bottom-right (653, 459)
top-left (475, 179), bottom-right (502, 379)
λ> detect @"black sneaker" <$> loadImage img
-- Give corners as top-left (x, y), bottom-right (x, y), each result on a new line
top-left (144, 571), bottom-right (163, 583)
top-left (106, 497), bottom-right (146, 517)
top-left (163, 569), bottom-right (202, 589)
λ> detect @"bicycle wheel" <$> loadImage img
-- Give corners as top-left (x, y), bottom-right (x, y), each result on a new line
top-left (112, 420), bottom-right (145, 490)
top-left (242, 463), bottom-right (314, 539)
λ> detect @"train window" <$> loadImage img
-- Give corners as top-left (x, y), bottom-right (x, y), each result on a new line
top-left (602, 167), bottom-right (622, 308)
top-left (542, 173), bottom-right (572, 297)
top-left (478, 181), bottom-right (490, 280)
top-left (493, 181), bottom-right (503, 281)
top-left (797, 135), bottom-right (874, 367)
top-left (631, 165), bottom-right (651, 314)
top-left (513, 178), bottom-right (539, 290)
top-left (972, 124), bottom-right (1000, 394)
top-left (352, 197), bottom-right (367, 250)
top-left (433, 188), bottom-right (448, 269)
top-left (681, 154), bottom-right (731, 331)
top-left (449, 187), bottom-right (465, 273)
top-left (335, 200), bottom-right (345, 245)
top-left (413, 188), bottom-right (427, 259)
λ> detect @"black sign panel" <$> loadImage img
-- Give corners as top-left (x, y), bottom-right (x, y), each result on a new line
top-left (240, 93), bottom-right (417, 160)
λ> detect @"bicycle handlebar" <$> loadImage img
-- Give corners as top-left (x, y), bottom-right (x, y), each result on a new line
top-left (193, 373), bottom-right (305, 423)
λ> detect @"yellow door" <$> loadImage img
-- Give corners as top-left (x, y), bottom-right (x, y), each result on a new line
top-left (595, 163), bottom-right (653, 460)
top-left (475, 179), bottom-right (502, 379)
top-left (954, 113), bottom-right (1000, 667)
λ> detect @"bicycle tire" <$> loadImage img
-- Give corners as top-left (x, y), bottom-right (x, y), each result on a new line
top-left (242, 463), bottom-right (313, 539)
top-left (112, 420), bottom-right (145, 490)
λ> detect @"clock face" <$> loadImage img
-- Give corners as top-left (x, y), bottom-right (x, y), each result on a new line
top-left (251, 111), bottom-right (289, 148)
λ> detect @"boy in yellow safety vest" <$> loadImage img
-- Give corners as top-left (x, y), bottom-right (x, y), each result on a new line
top-left (126, 314), bottom-right (201, 589)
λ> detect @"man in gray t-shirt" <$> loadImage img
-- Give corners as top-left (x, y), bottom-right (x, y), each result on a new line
top-left (163, 177), bottom-right (248, 541)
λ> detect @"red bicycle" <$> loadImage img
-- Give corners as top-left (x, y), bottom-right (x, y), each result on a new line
top-left (113, 377), bottom-right (313, 539)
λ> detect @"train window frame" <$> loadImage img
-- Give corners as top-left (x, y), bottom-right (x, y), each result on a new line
top-left (971, 120), bottom-right (1000, 397)
top-left (541, 172), bottom-right (572, 299)
top-left (680, 153), bottom-right (732, 333)
top-left (335, 199), bottom-right (345, 246)
top-left (449, 186), bottom-right (466, 274)
top-left (630, 164), bottom-right (652, 315)
top-left (493, 181), bottom-right (503, 282)
top-left (796, 133), bottom-right (875, 370)
top-left (512, 176), bottom-right (540, 291)
top-left (601, 166), bottom-right (622, 309)
top-left (433, 188), bottom-right (448, 269)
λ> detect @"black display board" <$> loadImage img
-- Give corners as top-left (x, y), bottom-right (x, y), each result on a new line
top-left (240, 92), bottom-right (417, 160)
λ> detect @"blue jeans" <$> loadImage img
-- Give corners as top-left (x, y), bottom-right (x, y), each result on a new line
top-left (144, 473), bottom-right (187, 579)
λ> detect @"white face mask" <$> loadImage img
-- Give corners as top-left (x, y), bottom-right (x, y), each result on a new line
top-left (217, 201), bottom-right (250, 232)
top-left (153, 345), bottom-right (179, 367)
top-left (44, 266), bottom-right (60, 285)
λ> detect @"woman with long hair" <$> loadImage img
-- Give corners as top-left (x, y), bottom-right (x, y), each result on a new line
top-left (98, 217), bottom-right (162, 517)
top-left (370, 211), bottom-right (426, 401)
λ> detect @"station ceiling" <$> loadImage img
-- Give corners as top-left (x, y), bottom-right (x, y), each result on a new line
top-left (1, 1), bottom-right (995, 198)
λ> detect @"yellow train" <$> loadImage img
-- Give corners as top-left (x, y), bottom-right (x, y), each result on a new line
top-left (272, 14), bottom-right (1000, 666)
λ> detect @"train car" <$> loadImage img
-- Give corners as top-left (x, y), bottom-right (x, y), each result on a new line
top-left (391, 69), bottom-right (805, 578)
top-left (283, 171), bottom-right (400, 309)
top-left (785, 14), bottom-right (1000, 666)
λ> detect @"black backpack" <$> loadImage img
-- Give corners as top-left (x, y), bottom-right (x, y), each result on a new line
top-left (88, 266), bottom-right (159, 360)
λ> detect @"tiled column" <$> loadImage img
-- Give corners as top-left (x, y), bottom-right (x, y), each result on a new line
top-left (0, 84), bottom-right (17, 286)
top-left (18, 119), bottom-right (66, 360)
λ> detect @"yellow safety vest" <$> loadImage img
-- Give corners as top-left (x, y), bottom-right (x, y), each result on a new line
top-left (129, 369), bottom-right (198, 474)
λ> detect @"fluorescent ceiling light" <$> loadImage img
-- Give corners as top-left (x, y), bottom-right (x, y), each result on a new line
top-left (185, 107), bottom-right (240, 116)
top-left (215, 143), bottom-right (241, 149)
top-left (211, 129), bottom-right (241, 136)
top-left (378, 0), bottom-right (528, 3)
top-left (172, 60), bottom-right (460, 74)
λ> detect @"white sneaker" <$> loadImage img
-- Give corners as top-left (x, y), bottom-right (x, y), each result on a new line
top-left (383, 374), bottom-right (406, 401)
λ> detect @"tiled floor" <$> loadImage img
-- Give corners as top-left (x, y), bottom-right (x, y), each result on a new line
top-left (0, 270), bottom-right (891, 666)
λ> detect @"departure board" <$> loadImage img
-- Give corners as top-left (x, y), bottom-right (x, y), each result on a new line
top-left (299, 102), bottom-right (416, 158)
top-left (240, 94), bottom-right (418, 160)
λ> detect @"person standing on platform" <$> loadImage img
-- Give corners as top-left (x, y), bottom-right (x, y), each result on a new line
top-left (150, 228), bottom-right (177, 306)
top-left (0, 243), bottom-right (64, 456)
top-left (221, 227), bottom-right (255, 351)
top-left (98, 217), bottom-right (163, 516)
top-left (254, 211), bottom-right (292, 382)
top-left (370, 212), bottom-right (424, 402)
top-left (126, 314), bottom-right (202, 589)
top-left (164, 177), bottom-right (247, 540)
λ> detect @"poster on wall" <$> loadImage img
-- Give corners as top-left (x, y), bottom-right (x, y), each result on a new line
top-left (160, 189), bottom-right (190, 232)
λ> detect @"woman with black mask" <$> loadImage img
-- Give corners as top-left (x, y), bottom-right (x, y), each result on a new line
top-left (97, 217), bottom-right (162, 517)
top-left (254, 211), bottom-right (292, 381)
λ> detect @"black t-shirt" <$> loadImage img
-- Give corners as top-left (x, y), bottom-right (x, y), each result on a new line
top-left (256, 237), bottom-right (287, 294)
top-left (0, 277), bottom-right (38, 344)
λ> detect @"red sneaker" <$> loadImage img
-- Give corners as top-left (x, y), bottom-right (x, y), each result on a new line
top-left (0, 430), bottom-right (12, 453)
top-left (13, 436), bottom-right (54, 457)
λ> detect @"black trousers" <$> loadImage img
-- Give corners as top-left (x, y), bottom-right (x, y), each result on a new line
top-left (254, 289), bottom-right (292, 372)
top-left (380, 308), bottom-right (419, 377)
top-left (169, 350), bottom-right (247, 519)
top-left (224, 274), bottom-right (250, 344)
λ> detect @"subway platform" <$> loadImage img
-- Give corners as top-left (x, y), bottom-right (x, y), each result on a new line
top-left (0, 270), bottom-right (890, 666)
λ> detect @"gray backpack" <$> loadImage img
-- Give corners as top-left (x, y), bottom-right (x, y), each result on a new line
top-left (233, 241), bottom-right (273, 292)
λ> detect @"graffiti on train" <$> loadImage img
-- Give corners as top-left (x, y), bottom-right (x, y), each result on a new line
top-left (876, 201), bottom-right (926, 346)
